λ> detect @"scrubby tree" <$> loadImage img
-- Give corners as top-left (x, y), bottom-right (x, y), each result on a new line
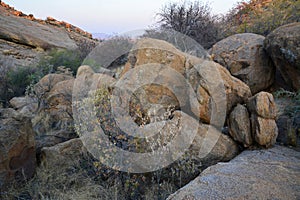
top-left (157, 1), bottom-right (221, 49)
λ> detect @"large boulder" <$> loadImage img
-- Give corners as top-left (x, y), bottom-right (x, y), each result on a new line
top-left (264, 22), bottom-right (300, 91)
top-left (0, 108), bottom-right (36, 190)
top-left (160, 111), bottom-right (239, 185)
top-left (73, 62), bottom-right (240, 184)
top-left (32, 74), bottom-right (78, 151)
top-left (167, 146), bottom-right (300, 200)
top-left (227, 92), bottom-right (278, 148)
top-left (210, 33), bottom-right (275, 94)
top-left (119, 38), bottom-right (188, 124)
top-left (145, 111), bottom-right (239, 164)
top-left (33, 75), bottom-right (75, 133)
top-left (122, 38), bottom-right (187, 75)
top-left (186, 55), bottom-right (252, 125)
top-left (119, 38), bottom-right (251, 125)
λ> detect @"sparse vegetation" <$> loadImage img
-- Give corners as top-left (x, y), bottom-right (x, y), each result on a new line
top-left (221, 0), bottom-right (300, 36)
top-left (0, 48), bottom-right (83, 106)
top-left (274, 88), bottom-right (300, 117)
top-left (155, 0), bottom-right (300, 48)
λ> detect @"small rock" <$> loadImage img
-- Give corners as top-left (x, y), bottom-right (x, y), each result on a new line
top-left (228, 104), bottom-right (252, 147)
top-left (251, 114), bottom-right (278, 147)
top-left (247, 91), bottom-right (277, 119)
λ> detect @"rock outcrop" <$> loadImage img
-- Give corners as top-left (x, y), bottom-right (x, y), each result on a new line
top-left (227, 92), bottom-right (278, 148)
top-left (0, 2), bottom-right (98, 71)
top-left (0, 9), bottom-right (77, 50)
top-left (210, 33), bottom-right (275, 94)
top-left (32, 74), bottom-right (78, 152)
top-left (167, 145), bottom-right (300, 200)
top-left (0, 108), bottom-right (36, 190)
top-left (121, 38), bottom-right (251, 126)
top-left (0, 24), bottom-right (284, 196)
top-left (186, 55), bottom-right (252, 125)
top-left (264, 22), bottom-right (300, 91)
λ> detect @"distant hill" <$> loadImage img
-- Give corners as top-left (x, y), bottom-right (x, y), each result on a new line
top-left (92, 33), bottom-right (113, 40)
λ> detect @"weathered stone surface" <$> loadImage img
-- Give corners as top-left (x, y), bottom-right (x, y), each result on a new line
top-left (33, 78), bottom-right (75, 133)
top-left (111, 110), bottom-right (239, 185)
top-left (0, 108), bottom-right (36, 190)
top-left (228, 104), bottom-right (252, 147)
top-left (118, 63), bottom-right (188, 125)
top-left (0, 38), bottom-right (45, 68)
top-left (9, 97), bottom-right (38, 118)
top-left (10, 97), bottom-right (32, 110)
top-left (40, 138), bottom-right (86, 170)
top-left (186, 55), bottom-right (252, 125)
top-left (119, 38), bottom-right (188, 124)
top-left (264, 22), bottom-right (300, 91)
top-left (74, 65), bottom-right (116, 100)
top-left (210, 33), bottom-right (275, 94)
top-left (247, 91), bottom-right (277, 119)
top-left (155, 111), bottom-right (239, 165)
top-left (122, 38), bottom-right (187, 75)
top-left (0, 2), bottom-right (97, 105)
top-left (33, 79), bottom-right (78, 153)
top-left (119, 38), bottom-right (252, 126)
top-left (251, 115), bottom-right (278, 148)
top-left (33, 74), bottom-right (73, 97)
top-left (167, 146), bottom-right (300, 200)
top-left (0, 6), bottom-right (77, 50)
top-left (32, 75), bottom-right (79, 151)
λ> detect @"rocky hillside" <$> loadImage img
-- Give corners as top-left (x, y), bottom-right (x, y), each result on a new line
top-left (0, 1), bottom-right (98, 68)
top-left (0, 1), bottom-right (99, 106)
top-left (0, 1), bottom-right (299, 200)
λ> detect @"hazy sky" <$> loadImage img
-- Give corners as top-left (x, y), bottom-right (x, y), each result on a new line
top-left (4, 0), bottom-right (240, 34)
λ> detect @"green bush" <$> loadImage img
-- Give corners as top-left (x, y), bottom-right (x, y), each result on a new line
top-left (7, 66), bottom-right (37, 98)
top-left (0, 48), bottom-right (84, 106)
top-left (46, 49), bottom-right (83, 75)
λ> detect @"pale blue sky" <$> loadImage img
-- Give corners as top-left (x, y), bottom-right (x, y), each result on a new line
top-left (4, 0), bottom-right (240, 34)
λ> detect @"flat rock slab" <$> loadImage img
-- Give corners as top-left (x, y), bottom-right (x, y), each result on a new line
top-left (167, 145), bottom-right (300, 200)
top-left (0, 7), bottom-right (77, 50)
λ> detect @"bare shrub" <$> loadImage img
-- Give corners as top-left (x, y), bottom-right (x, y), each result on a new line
top-left (157, 1), bottom-right (221, 49)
